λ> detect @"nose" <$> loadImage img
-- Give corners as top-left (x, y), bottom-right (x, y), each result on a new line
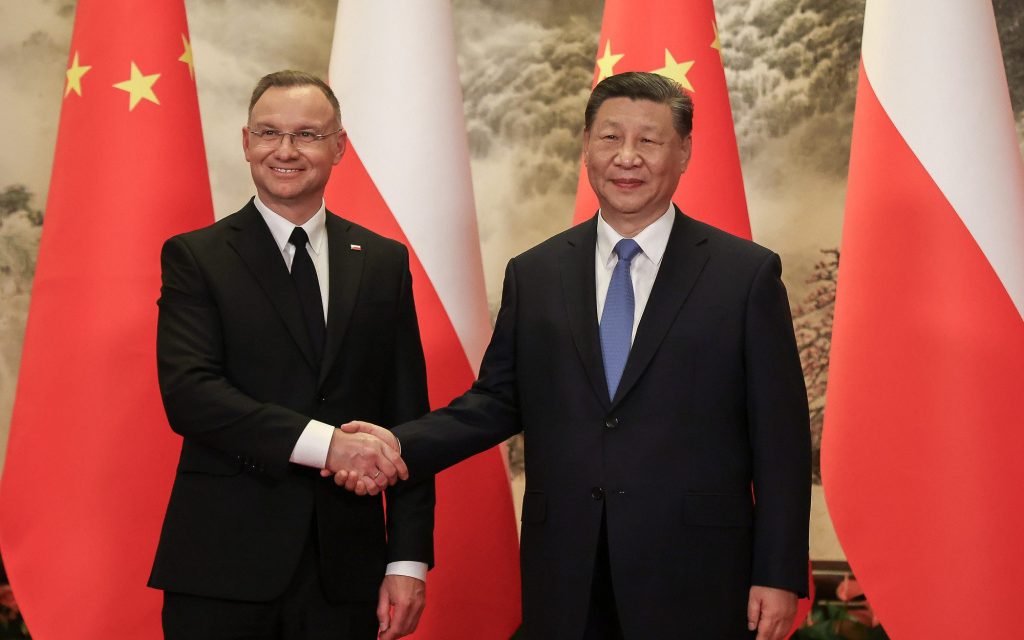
top-left (614, 142), bottom-right (642, 167)
top-left (273, 134), bottom-right (300, 158)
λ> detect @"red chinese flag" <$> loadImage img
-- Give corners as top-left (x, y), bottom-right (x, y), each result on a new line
top-left (0, 1), bottom-right (213, 638)
top-left (572, 0), bottom-right (750, 238)
top-left (823, 1), bottom-right (1024, 636)
top-left (325, 2), bottom-right (521, 637)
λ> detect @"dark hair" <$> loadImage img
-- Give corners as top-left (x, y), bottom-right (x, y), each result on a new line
top-left (248, 70), bottom-right (341, 125)
top-left (584, 71), bottom-right (693, 139)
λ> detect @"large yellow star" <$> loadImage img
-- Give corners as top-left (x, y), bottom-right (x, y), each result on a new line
top-left (596, 40), bottom-right (624, 82)
top-left (653, 49), bottom-right (695, 91)
top-left (179, 34), bottom-right (194, 79)
top-left (64, 51), bottom-right (91, 98)
top-left (113, 61), bottom-right (160, 110)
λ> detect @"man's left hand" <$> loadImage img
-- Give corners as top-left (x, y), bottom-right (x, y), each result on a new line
top-left (377, 574), bottom-right (426, 640)
top-left (747, 585), bottom-right (798, 640)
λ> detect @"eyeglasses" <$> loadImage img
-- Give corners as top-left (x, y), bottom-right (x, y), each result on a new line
top-left (247, 127), bottom-right (344, 148)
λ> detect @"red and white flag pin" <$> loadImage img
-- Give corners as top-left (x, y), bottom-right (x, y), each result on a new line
top-left (349, 244), bottom-right (362, 251)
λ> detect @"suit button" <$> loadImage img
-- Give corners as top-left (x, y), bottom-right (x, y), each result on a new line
top-left (604, 417), bottom-right (619, 429)
top-left (591, 487), bottom-right (605, 500)
top-left (318, 395), bottom-right (327, 403)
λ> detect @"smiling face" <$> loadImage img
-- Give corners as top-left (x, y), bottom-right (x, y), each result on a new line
top-left (243, 85), bottom-right (346, 224)
top-left (583, 97), bottom-right (692, 236)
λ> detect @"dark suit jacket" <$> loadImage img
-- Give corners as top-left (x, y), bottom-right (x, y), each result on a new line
top-left (393, 208), bottom-right (810, 638)
top-left (149, 200), bottom-right (434, 604)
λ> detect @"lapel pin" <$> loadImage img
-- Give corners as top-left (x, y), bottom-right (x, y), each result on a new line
top-left (350, 244), bottom-right (362, 251)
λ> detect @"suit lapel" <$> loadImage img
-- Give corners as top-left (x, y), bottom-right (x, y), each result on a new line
top-left (227, 201), bottom-right (319, 370)
top-left (561, 216), bottom-right (611, 408)
top-left (612, 208), bottom-right (710, 406)
top-left (318, 212), bottom-right (364, 386)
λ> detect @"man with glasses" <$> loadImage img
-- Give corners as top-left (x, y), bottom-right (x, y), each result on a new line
top-left (149, 70), bottom-right (434, 640)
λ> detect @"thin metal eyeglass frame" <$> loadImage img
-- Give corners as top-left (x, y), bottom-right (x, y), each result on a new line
top-left (247, 126), bottom-right (344, 147)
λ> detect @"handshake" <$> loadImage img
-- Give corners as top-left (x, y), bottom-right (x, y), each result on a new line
top-left (320, 421), bottom-right (404, 496)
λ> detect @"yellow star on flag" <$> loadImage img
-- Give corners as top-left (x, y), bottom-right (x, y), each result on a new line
top-left (596, 40), bottom-right (625, 82)
top-left (653, 49), bottom-right (695, 91)
top-left (179, 34), bottom-right (194, 79)
top-left (711, 21), bottom-right (722, 58)
top-left (113, 61), bottom-right (161, 110)
top-left (64, 51), bottom-right (92, 98)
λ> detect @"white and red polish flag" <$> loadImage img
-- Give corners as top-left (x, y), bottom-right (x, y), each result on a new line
top-left (822, 1), bottom-right (1024, 637)
top-left (324, 2), bottom-right (521, 637)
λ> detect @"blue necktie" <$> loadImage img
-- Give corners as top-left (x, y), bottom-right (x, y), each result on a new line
top-left (600, 238), bottom-right (642, 400)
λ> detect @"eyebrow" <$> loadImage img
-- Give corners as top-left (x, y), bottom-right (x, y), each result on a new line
top-left (598, 117), bottom-right (659, 129)
top-left (250, 119), bottom-right (325, 130)
top-left (598, 119), bottom-right (662, 132)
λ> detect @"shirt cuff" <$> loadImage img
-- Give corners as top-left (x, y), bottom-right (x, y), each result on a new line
top-left (289, 420), bottom-right (335, 468)
top-left (385, 561), bottom-right (428, 582)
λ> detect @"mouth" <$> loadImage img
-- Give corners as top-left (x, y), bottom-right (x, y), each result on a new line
top-left (611, 178), bottom-right (644, 189)
top-left (271, 167), bottom-right (301, 174)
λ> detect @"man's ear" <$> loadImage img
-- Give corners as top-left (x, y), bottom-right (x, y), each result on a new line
top-left (242, 126), bottom-right (252, 161)
top-left (679, 134), bottom-right (693, 173)
top-left (333, 130), bottom-right (347, 165)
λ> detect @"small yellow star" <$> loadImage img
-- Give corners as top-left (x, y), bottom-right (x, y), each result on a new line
top-left (64, 51), bottom-right (92, 98)
top-left (113, 61), bottom-right (161, 111)
top-left (178, 34), bottom-right (194, 79)
top-left (653, 49), bottom-right (695, 92)
top-left (596, 40), bottom-right (625, 82)
top-left (711, 21), bottom-right (721, 57)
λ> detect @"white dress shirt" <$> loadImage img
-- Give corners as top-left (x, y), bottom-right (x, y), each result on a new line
top-left (255, 196), bottom-right (426, 581)
top-left (595, 204), bottom-right (676, 342)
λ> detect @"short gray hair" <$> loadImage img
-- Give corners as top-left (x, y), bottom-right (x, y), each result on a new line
top-left (248, 70), bottom-right (341, 126)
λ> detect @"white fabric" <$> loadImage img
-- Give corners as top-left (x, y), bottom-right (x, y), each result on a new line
top-left (862, 0), bottom-right (1024, 319)
top-left (329, 0), bottom-right (491, 374)
top-left (289, 420), bottom-right (335, 469)
top-left (385, 561), bottom-right (428, 581)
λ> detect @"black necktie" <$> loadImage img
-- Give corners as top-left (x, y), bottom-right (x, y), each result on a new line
top-left (288, 227), bottom-right (325, 360)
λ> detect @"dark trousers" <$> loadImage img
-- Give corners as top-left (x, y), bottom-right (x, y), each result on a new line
top-left (583, 511), bottom-right (625, 640)
top-left (162, 525), bottom-right (378, 640)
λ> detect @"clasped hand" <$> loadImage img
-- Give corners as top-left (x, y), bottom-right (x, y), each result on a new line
top-left (320, 421), bottom-right (405, 496)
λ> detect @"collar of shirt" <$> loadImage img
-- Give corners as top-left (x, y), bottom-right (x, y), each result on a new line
top-left (596, 203), bottom-right (676, 268)
top-left (253, 196), bottom-right (327, 265)
top-left (594, 204), bottom-right (676, 342)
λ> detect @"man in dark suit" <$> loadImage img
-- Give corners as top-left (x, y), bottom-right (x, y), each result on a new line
top-left (149, 70), bottom-right (434, 640)
top-left (338, 71), bottom-right (811, 639)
